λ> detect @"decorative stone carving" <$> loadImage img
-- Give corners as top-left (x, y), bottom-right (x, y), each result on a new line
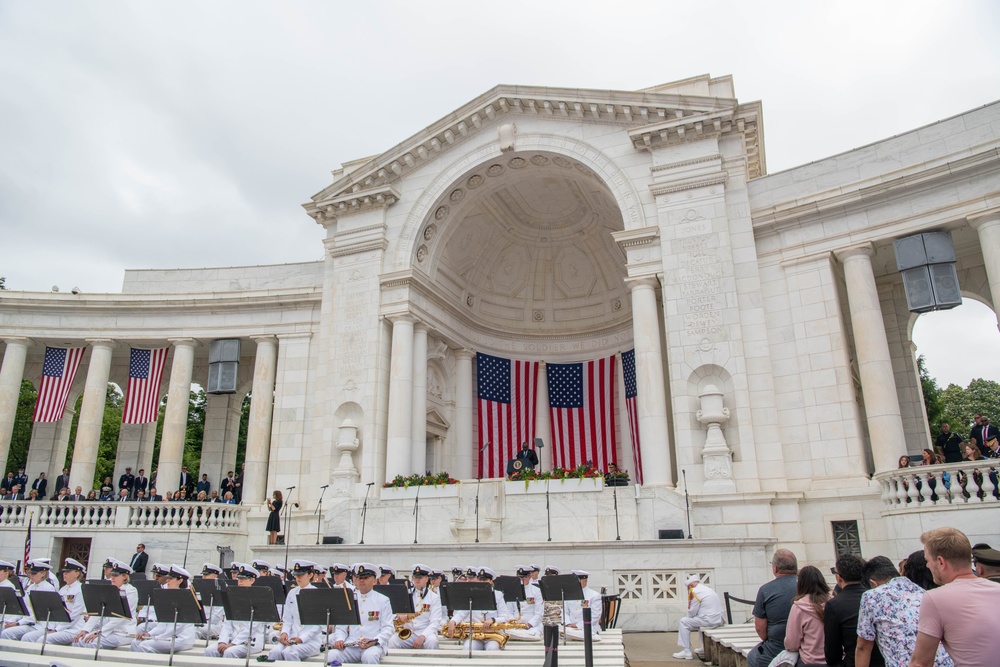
top-left (435, 205), bottom-right (449, 220)
top-left (486, 163), bottom-right (505, 177)
top-left (331, 418), bottom-right (360, 496)
top-left (553, 156), bottom-right (573, 169)
top-left (533, 309), bottom-right (544, 322)
top-left (416, 245), bottom-right (428, 263)
top-left (530, 154), bottom-right (549, 166)
top-left (423, 224), bottom-right (437, 241)
top-left (449, 188), bottom-right (465, 203)
top-left (467, 174), bottom-right (484, 189)
top-left (696, 384), bottom-right (736, 493)
top-left (498, 123), bottom-right (517, 152)
top-left (428, 368), bottom-right (443, 399)
top-left (509, 156), bottom-right (526, 169)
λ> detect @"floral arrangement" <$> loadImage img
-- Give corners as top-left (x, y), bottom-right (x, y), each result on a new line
top-left (383, 471), bottom-right (460, 489)
top-left (604, 469), bottom-right (630, 481)
top-left (508, 464), bottom-right (603, 486)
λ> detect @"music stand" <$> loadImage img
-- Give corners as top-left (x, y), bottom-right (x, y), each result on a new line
top-left (539, 575), bottom-right (584, 647)
top-left (373, 584), bottom-right (415, 614)
top-left (150, 588), bottom-right (206, 666)
top-left (84, 578), bottom-right (113, 586)
top-left (297, 587), bottom-right (361, 667)
top-left (194, 579), bottom-right (224, 647)
top-left (0, 586), bottom-right (29, 636)
top-left (133, 579), bottom-right (160, 632)
top-left (445, 582), bottom-right (497, 659)
top-left (221, 586), bottom-right (280, 667)
top-left (253, 575), bottom-right (287, 606)
top-left (81, 583), bottom-right (131, 663)
top-left (27, 590), bottom-right (71, 656)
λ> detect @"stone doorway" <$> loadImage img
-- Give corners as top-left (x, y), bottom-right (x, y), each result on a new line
top-left (58, 536), bottom-right (92, 574)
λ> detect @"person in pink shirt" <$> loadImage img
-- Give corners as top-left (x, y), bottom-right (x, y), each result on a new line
top-left (908, 527), bottom-right (1000, 667)
top-left (785, 565), bottom-right (831, 666)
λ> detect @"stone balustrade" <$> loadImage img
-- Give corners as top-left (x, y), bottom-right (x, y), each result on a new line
top-left (0, 500), bottom-right (247, 532)
top-left (875, 460), bottom-right (1000, 508)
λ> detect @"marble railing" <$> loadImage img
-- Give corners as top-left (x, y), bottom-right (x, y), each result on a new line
top-left (875, 459), bottom-right (1000, 508)
top-left (0, 500), bottom-right (248, 532)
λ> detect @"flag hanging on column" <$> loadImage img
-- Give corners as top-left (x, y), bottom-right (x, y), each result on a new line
top-left (476, 352), bottom-right (539, 478)
top-left (547, 355), bottom-right (617, 471)
top-left (32, 347), bottom-right (86, 422)
top-left (122, 347), bottom-right (169, 424)
top-left (23, 514), bottom-right (32, 570)
top-left (622, 349), bottom-right (644, 485)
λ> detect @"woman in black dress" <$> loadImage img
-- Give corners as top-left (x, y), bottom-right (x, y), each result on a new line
top-left (266, 489), bottom-right (283, 544)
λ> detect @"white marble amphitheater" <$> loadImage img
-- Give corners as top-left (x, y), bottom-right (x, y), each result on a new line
top-left (1, 74), bottom-right (998, 631)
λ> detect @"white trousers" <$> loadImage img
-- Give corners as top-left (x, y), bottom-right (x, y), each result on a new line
top-left (327, 644), bottom-right (387, 664)
top-left (678, 615), bottom-right (722, 651)
top-left (1, 624), bottom-right (36, 640)
top-left (24, 628), bottom-right (78, 644)
top-left (131, 636), bottom-right (196, 653)
top-left (507, 626), bottom-right (543, 641)
top-left (267, 640), bottom-right (321, 662)
top-left (564, 626), bottom-right (601, 642)
top-left (389, 632), bottom-right (439, 649)
top-left (205, 642), bottom-right (260, 658)
top-left (73, 633), bottom-right (130, 650)
top-left (463, 638), bottom-right (501, 651)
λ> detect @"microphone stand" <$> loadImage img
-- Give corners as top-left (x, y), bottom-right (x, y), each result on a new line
top-left (282, 486), bottom-right (296, 572)
top-left (613, 483), bottom-right (621, 541)
top-left (412, 484), bottom-right (421, 544)
top-left (546, 478), bottom-right (552, 542)
top-left (182, 503), bottom-right (195, 568)
top-left (682, 469), bottom-right (692, 539)
top-left (474, 476), bottom-right (482, 543)
top-left (359, 482), bottom-right (373, 544)
top-left (315, 484), bottom-right (328, 545)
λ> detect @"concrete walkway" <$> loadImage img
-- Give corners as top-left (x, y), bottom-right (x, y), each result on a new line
top-left (623, 632), bottom-right (707, 666)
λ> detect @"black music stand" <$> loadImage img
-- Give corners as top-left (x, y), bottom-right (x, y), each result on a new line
top-left (253, 575), bottom-right (287, 606)
top-left (133, 579), bottom-right (160, 632)
top-left (84, 578), bottom-right (113, 586)
top-left (373, 584), bottom-right (415, 614)
top-left (445, 582), bottom-right (497, 659)
top-left (539, 575), bottom-right (584, 647)
top-left (194, 578), bottom-right (225, 647)
top-left (297, 587), bottom-right (361, 667)
top-left (0, 586), bottom-right (29, 635)
top-left (27, 590), bottom-right (71, 656)
top-left (221, 586), bottom-right (280, 667)
top-left (81, 582), bottom-right (131, 663)
top-left (150, 588), bottom-right (205, 666)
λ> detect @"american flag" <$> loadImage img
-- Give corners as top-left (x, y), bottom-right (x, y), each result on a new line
top-left (23, 514), bottom-right (31, 570)
top-left (622, 349), bottom-right (643, 485)
top-left (32, 347), bottom-right (86, 422)
top-left (122, 348), bottom-right (169, 424)
top-left (547, 356), bottom-right (617, 470)
top-left (476, 353), bottom-right (539, 478)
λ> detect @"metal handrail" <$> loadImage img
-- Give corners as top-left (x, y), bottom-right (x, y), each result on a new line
top-left (723, 591), bottom-right (754, 625)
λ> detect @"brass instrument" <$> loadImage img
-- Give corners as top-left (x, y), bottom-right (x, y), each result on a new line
top-left (440, 620), bottom-right (527, 648)
top-left (393, 604), bottom-right (427, 640)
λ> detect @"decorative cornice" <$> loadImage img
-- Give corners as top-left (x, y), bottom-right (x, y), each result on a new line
top-left (329, 239), bottom-right (388, 258)
top-left (612, 226), bottom-right (660, 251)
top-left (649, 173), bottom-right (728, 196)
top-left (306, 185), bottom-right (400, 225)
top-left (651, 154), bottom-right (722, 173)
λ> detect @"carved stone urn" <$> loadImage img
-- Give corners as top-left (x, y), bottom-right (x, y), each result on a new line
top-left (331, 418), bottom-right (360, 495)
top-left (696, 385), bottom-right (736, 492)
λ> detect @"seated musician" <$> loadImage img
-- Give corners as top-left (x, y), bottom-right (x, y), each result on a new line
top-left (563, 569), bottom-right (603, 642)
top-left (196, 563), bottom-right (226, 640)
top-left (205, 563), bottom-right (268, 659)
top-left (266, 559), bottom-right (322, 662)
top-left (130, 565), bottom-right (198, 653)
top-left (505, 565), bottom-right (543, 641)
top-left (327, 562), bottom-right (394, 665)
top-left (389, 564), bottom-right (442, 650)
top-left (445, 566), bottom-right (510, 651)
top-left (23, 557), bottom-right (88, 645)
top-left (71, 558), bottom-right (139, 650)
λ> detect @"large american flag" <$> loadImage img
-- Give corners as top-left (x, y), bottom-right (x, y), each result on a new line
top-left (32, 347), bottom-right (86, 422)
top-left (476, 353), bottom-right (539, 478)
top-left (622, 349), bottom-right (643, 485)
top-left (122, 348), bottom-right (169, 424)
top-left (546, 355), bottom-right (617, 470)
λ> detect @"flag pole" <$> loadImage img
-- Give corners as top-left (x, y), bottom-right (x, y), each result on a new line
top-left (23, 511), bottom-right (34, 574)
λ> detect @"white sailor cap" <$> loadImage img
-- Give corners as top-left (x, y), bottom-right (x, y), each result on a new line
top-left (573, 569), bottom-right (590, 578)
top-left (517, 565), bottom-right (533, 577)
top-left (106, 558), bottom-right (134, 575)
top-left (451, 566), bottom-right (464, 577)
top-left (411, 564), bottom-right (432, 577)
top-left (61, 558), bottom-right (87, 574)
top-left (465, 566), bottom-right (478, 578)
top-left (167, 565), bottom-right (192, 580)
top-left (0, 559), bottom-right (16, 570)
top-left (252, 560), bottom-right (272, 571)
top-left (431, 569), bottom-right (444, 577)
top-left (150, 563), bottom-right (169, 576)
top-left (685, 574), bottom-right (700, 586)
top-left (378, 564), bottom-right (395, 576)
top-left (544, 565), bottom-right (561, 575)
top-left (329, 563), bottom-right (350, 574)
top-left (530, 564), bottom-right (541, 572)
top-left (26, 559), bottom-right (52, 572)
top-left (477, 567), bottom-right (496, 580)
top-left (234, 563), bottom-right (259, 579)
top-left (201, 563), bottom-right (223, 576)
top-left (291, 559), bottom-right (318, 576)
top-left (353, 562), bottom-right (378, 578)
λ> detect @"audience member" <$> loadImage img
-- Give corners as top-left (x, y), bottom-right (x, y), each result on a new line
top-left (901, 551), bottom-right (937, 591)
top-left (784, 565), bottom-right (830, 666)
top-left (196, 474), bottom-right (211, 495)
top-left (908, 527), bottom-right (1000, 666)
top-left (30, 472), bottom-right (47, 498)
top-left (747, 548), bottom-right (798, 667)
top-left (13, 467), bottom-right (28, 490)
top-left (933, 424), bottom-right (964, 463)
top-left (970, 543), bottom-right (1000, 583)
top-left (54, 468), bottom-right (71, 494)
top-left (825, 554), bottom-right (884, 667)
top-left (134, 469), bottom-right (148, 498)
top-left (970, 415), bottom-right (998, 456)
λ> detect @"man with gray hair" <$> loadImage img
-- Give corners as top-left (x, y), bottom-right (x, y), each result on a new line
top-left (746, 549), bottom-right (798, 667)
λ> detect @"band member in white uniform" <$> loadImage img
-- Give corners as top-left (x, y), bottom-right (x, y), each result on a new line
top-left (389, 564), bottom-right (442, 650)
top-left (376, 564), bottom-right (394, 585)
top-left (266, 559), bottom-right (323, 662)
top-left (329, 563), bottom-right (354, 590)
top-left (1, 559), bottom-right (57, 640)
top-left (445, 566), bottom-right (509, 651)
top-left (328, 562), bottom-right (394, 665)
top-left (505, 565), bottom-right (543, 641)
top-left (24, 558), bottom-right (88, 644)
top-left (72, 558), bottom-right (139, 650)
top-left (196, 563), bottom-right (226, 640)
top-left (130, 564), bottom-right (198, 653)
top-left (563, 569), bottom-right (602, 642)
top-left (137, 562), bottom-right (170, 628)
top-left (205, 563), bottom-right (268, 659)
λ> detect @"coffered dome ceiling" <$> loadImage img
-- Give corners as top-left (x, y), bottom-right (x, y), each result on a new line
top-left (416, 152), bottom-right (630, 335)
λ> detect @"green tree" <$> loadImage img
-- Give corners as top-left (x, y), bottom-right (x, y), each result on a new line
top-left (919, 356), bottom-right (943, 435)
top-left (236, 392), bottom-right (251, 470)
top-left (936, 378), bottom-right (1000, 438)
top-left (6, 380), bottom-right (37, 473)
top-left (0, 276), bottom-right (6, 290)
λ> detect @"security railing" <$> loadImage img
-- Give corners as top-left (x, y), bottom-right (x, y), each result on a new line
top-left (0, 500), bottom-right (248, 532)
top-left (874, 459), bottom-right (1000, 508)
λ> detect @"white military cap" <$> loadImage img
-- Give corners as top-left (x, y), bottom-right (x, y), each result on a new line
top-left (61, 558), bottom-right (87, 574)
top-left (106, 558), bottom-right (134, 575)
top-left (291, 559), bottom-right (318, 575)
top-left (168, 565), bottom-right (192, 579)
top-left (378, 564), bottom-right (395, 576)
top-left (685, 574), bottom-right (700, 586)
top-left (573, 569), bottom-right (590, 578)
top-left (353, 562), bottom-right (378, 578)
top-left (478, 567), bottom-right (496, 580)
top-left (544, 565), bottom-right (561, 575)
top-left (201, 563), bottom-right (223, 576)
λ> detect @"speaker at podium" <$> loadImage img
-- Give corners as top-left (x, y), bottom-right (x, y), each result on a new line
top-left (506, 458), bottom-right (526, 476)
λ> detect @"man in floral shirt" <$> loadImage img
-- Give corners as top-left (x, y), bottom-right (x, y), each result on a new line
top-left (855, 556), bottom-right (952, 667)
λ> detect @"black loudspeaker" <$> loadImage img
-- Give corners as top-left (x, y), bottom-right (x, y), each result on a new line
top-left (207, 339), bottom-right (240, 394)
top-left (928, 262), bottom-right (961, 308)
top-left (658, 529), bottom-right (685, 540)
top-left (322, 536), bottom-right (344, 545)
top-left (901, 267), bottom-right (935, 312)
top-left (894, 231), bottom-right (961, 313)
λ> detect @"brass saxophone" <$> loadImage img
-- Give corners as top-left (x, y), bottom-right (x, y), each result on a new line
top-left (440, 621), bottom-right (522, 648)
top-left (393, 605), bottom-right (426, 640)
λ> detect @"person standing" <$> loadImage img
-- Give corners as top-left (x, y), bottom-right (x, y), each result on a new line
top-left (54, 468), bottom-right (71, 495)
top-left (825, 554), bottom-right (883, 667)
top-left (673, 574), bottom-right (724, 660)
top-left (747, 549), bottom-right (799, 667)
top-left (133, 469), bottom-right (148, 499)
top-left (233, 463), bottom-right (245, 504)
top-left (515, 442), bottom-right (539, 469)
top-left (908, 527), bottom-right (1000, 667)
top-left (30, 472), bottom-right (47, 499)
top-left (196, 474), bottom-right (211, 495)
top-left (265, 490), bottom-right (282, 545)
top-left (130, 543), bottom-right (149, 574)
top-left (971, 543), bottom-right (1000, 583)
top-left (118, 467), bottom-right (135, 497)
top-left (933, 424), bottom-right (964, 464)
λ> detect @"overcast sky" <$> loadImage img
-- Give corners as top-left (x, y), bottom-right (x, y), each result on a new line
top-left (1, 1), bottom-right (998, 386)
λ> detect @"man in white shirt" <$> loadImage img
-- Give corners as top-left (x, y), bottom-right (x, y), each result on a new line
top-left (130, 564), bottom-right (198, 653)
top-left (205, 563), bottom-right (268, 659)
top-left (266, 559), bottom-right (323, 662)
top-left (446, 566), bottom-right (509, 651)
top-left (564, 569), bottom-right (602, 642)
top-left (328, 562), bottom-right (395, 664)
top-left (389, 564), bottom-right (442, 650)
top-left (196, 563), bottom-right (226, 640)
top-left (329, 563), bottom-right (354, 590)
top-left (673, 574), bottom-right (724, 660)
top-left (23, 558), bottom-right (88, 645)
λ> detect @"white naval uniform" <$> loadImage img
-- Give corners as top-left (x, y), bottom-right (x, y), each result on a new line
top-left (564, 585), bottom-right (602, 642)
top-left (0, 578), bottom-right (24, 629)
top-left (677, 583), bottom-right (723, 652)
top-left (505, 581), bottom-right (543, 641)
top-left (267, 584), bottom-right (322, 662)
top-left (204, 613), bottom-right (268, 658)
top-left (451, 589), bottom-right (509, 651)
top-left (24, 579), bottom-right (87, 644)
top-left (1, 579), bottom-right (56, 640)
top-left (329, 588), bottom-right (394, 664)
top-left (195, 601), bottom-right (225, 640)
top-left (388, 586), bottom-right (442, 650)
top-left (130, 588), bottom-right (199, 653)
top-left (72, 583), bottom-right (139, 650)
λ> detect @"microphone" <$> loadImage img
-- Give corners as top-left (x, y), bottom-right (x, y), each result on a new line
top-left (366, 482), bottom-right (375, 487)
top-left (286, 486), bottom-right (296, 491)
top-left (479, 441), bottom-right (492, 453)
top-left (320, 485), bottom-right (329, 489)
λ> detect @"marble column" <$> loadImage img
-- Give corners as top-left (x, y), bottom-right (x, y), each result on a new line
top-left (454, 349), bottom-right (474, 479)
top-left (0, 338), bottom-right (30, 475)
top-left (411, 323), bottom-right (428, 474)
top-left (70, 340), bottom-right (114, 491)
top-left (628, 278), bottom-right (673, 487)
top-left (534, 362), bottom-right (550, 471)
top-left (155, 339), bottom-right (196, 496)
top-left (836, 245), bottom-right (906, 472)
top-left (200, 393), bottom-right (242, 489)
top-left (969, 211), bottom-right (1000, 311)
top-left (385, 316), bottom-right (415, 481)
top-left (243, 336), bottom-right (278, 506)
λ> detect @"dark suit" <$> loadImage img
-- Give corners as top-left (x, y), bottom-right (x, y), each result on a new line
top-left (196, 479), bottom-right (211, 495)
top-left (130, 551), bottom-right (148, 574)
top-left (515, 448), bottom-right (539, 468)
top-left (148, 494), bottom-right (163, 502)
top-left (971, 424), bottom-right (999, 456)
top-left (221, 477), bottom-right (235, 498)
top-left (118, 473), bottom-right (134, 493)
top-left (13, 473), bottom-right (28, 489)
top-left (179, 472), bottom-right (193, 495)
top-left (233, 471), bottom-right (244, 503)
top-left (31, 477), bottom-right (47, 498)
top-left (55, 474), bottom-right (71, 493)
top-left (134, 476), bottom-right (148, 496)
top-left (65, 493), bottom-right (85, 502)
top-left (824, 583), bottom-right (884, 667)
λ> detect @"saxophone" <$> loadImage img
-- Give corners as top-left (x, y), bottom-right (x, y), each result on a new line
top-left (393, 604), bottom-right (426, 640)
top-left (440, 621), bottom-right (520, 648)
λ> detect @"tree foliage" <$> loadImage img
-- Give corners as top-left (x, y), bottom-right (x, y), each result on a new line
top-left (934, 378), bottom-right (1000, 437)
top-left (918, 356), bottom-right (943, 431)
top-left (0, 276), bottom-right (6, 290)
top-left (5, 380), bottom-right (37, 473)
